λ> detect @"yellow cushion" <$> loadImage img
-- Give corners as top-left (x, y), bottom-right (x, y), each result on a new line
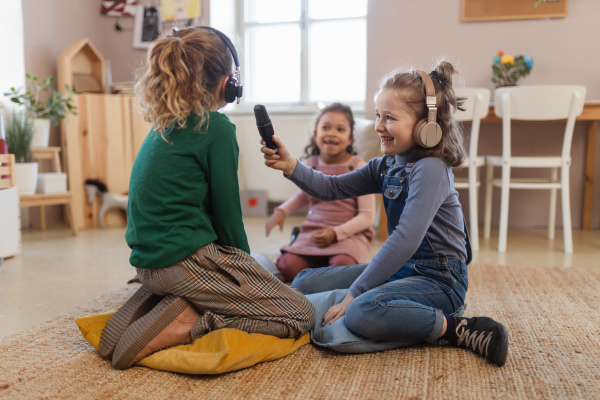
top-left (75, 308), bottom-right (311, 375)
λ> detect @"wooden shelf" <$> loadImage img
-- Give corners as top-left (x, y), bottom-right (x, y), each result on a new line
top-left (21, 147), bottom-right (78, 235)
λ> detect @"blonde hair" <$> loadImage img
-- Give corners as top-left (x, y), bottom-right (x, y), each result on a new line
top-left (134, 27), bottom-right (234, 141)
top-left (377, 59), bottom-right (467, 167)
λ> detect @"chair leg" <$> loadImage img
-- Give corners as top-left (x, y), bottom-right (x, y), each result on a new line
top-left (548, 167), bottom-right (558, 241)
top-left (561, 168), bottom-right (573, 254)
top-left (498, 164), bottom-right (511, 253)
top-left (468, 166), bottom-right (479, 251)
top-left (483, 163), bottom-right (494, 239)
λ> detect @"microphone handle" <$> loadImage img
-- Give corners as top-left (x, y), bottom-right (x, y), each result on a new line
top-left (258, 123), bottom-right (278, 153)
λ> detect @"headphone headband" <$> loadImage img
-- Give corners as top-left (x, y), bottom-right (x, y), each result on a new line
top-left (173, 26), bottom-right (243, 103)
top-left (412, 70), bottom-right (442, 148)
top-left (417, 70), bottom-right (437, 111)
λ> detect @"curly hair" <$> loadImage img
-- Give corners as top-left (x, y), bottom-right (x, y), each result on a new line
top-left (377, 59), bottom-right (467, 167)
top-left (303, 102), bottom-right (357, 159)
top-left (134, 27), bottom-right (234, 141)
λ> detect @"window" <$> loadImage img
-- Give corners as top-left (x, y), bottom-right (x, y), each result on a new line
top-left (211, 0), bottom-right (367, 107)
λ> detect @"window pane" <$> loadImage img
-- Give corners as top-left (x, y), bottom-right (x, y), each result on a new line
top-left (246, 25), bottom-right (301, 103)
top-left (210, 0), bottom-right (236, 40)
top-left (245, 0), bottom-right (301, 23)
top-left (308, 0), bottom-right (367, 19)
top-left (308, 20), bottom-right (366, 103)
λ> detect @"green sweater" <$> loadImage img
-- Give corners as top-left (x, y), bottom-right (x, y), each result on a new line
top-left (126, 111), bottom-right (250, 269)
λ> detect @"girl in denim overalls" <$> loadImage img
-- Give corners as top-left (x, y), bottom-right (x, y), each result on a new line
top-left (261, 61), bottom-right (509, 366)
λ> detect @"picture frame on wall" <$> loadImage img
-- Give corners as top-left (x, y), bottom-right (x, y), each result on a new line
top-left (462, 0), bottom-right (568, 22)
top-left (101, 0), bottom-right (137, 17)
top-left (133, 4), bottom-right (160, 49)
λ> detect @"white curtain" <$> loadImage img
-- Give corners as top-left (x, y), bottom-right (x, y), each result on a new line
top-left (0, 0), bottom-right (25, 111)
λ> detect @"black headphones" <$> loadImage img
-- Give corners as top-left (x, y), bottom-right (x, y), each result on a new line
top-left (173, 26), bottom-right (243, 104)
top-left (412, 70), bottom-right (442, 148)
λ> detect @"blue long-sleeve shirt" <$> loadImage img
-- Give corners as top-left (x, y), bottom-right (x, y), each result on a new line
top-left (286, 154), bottom-right (467, 298)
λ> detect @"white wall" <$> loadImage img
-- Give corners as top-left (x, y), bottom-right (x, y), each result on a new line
top-left (0, 1), bottom-right (25, 111)
top-left (366, 0), bottom-right (600, 229)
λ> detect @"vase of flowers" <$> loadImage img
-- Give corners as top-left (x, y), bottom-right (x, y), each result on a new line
top-left (491, 51), bottom-right (534, 88)
top-left (3, 74), bottom-right (77, 147)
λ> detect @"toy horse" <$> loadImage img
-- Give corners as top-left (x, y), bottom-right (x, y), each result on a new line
top-left (84, 179), bottom-right (129, 228)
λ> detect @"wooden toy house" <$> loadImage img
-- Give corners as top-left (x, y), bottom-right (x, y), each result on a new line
top-left (58, 38), bottom-right (106, 93)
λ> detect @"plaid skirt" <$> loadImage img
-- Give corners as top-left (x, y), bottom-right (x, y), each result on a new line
top-left (136, 242), bottom-right (315, 340)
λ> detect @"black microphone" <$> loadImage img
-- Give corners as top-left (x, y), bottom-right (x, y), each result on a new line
top-left (254, 104), bottom-right (278, 153)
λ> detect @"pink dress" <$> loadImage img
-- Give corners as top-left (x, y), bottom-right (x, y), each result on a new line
top-left (278, 155), bottom-right (376, 263)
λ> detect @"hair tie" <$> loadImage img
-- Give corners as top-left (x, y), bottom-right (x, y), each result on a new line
top-left (429, 71), bottom-right (446, 87)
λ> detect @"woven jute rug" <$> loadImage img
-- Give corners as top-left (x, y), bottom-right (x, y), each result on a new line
top-left (1, 264), bottom-right (599, 400)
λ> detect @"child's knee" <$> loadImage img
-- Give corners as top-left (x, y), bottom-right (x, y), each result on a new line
top-left (344, 297), bottom-right (382, 338)
top-left (290, 268), bottom-right (318, 294)
top-left (328, 254), bottom-right (356, 267)
top-left (277, 254), bottom-right (303, 282)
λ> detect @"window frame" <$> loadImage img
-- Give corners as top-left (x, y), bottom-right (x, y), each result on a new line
top-left (233, 0), bottom-right (366, 109)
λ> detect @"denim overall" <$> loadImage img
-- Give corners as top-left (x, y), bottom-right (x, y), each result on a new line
top-left (292, 157), bottom-right (472, 353)
top-left (382, 157), bottom-right (472, 282)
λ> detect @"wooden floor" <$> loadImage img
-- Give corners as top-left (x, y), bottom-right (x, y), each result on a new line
top-left (1, 215), bottom-right (599, 339)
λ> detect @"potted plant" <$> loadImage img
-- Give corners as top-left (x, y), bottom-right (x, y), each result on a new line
top-left (4, 109), bottom-right (38, 195)
top-left (3, 74), bottom-right (77, 147)
top-left (491, 51), bottom-right (534, 88)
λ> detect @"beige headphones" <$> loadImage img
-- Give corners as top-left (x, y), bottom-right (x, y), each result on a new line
top-left (412, 70), bottom-right (442, 148)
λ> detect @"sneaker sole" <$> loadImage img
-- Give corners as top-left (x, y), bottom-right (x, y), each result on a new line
top-left (111, 295), bottom-right (191, 370)
top-left (98, 286), bottom-right (163, 360)
top-left (494, 323), bottom-right (509, 367)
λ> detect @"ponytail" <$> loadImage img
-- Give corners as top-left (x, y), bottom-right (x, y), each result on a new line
top-left (135, 28), bottom-right (234, 141)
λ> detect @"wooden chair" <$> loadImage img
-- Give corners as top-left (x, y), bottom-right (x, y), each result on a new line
top-left (483, 85), bottom-right (586, 254)
top-left (19, 147), bottom-right (78, 235)
top-left (453, 88), bottom-right (491, 251)
top-left (0, 153), bottom-right (15, 190)
top-left (0, 154), bottom-right (20, 263)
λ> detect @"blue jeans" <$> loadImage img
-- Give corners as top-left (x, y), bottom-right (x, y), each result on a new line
top-left (292, 261), bottom-right (468, 353)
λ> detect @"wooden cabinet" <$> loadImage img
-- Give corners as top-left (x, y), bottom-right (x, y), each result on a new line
top-left (61, 94), bottom-right (152, 229)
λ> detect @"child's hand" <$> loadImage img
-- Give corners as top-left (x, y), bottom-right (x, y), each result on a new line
top-left (323, 291), bottom-right (355, 326)
top-left (265, 208), bottom-right (285, 236)
top-left (261, 136), bottom-right (297, 176)
top-left (311, 228), bottom-right (337, 248)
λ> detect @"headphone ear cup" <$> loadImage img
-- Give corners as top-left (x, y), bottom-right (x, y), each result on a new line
top-left (412, 119), bottom-right (427, 147)
top-left (224, 77), bottom-right (237, 103)
top-left (413, 119), bottom-right (442, 148)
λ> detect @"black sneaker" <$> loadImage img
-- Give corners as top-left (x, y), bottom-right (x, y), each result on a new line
top-left (455, 316), bottom-right (509, 366)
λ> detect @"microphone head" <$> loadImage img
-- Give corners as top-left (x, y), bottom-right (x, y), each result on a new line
top-left (254, 104), bottom-right (271, 126)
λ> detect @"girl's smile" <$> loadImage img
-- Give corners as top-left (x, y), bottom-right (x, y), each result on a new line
top-left (314, 111), bottom-right (354, 164)
top-left (374, 89), bottom-right (418, 156)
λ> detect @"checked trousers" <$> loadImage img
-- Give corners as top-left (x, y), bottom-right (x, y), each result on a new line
top-left (136, 242), bottom-right (315, 341)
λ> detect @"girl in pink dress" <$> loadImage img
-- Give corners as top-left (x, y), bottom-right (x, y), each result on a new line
top-left (265, 103), bottom-right (376, 281)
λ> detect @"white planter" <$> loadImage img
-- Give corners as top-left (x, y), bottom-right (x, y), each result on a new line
top-left (14, 162), bottom-right (39, 195)
top-left (31, 118), bottom-right (51, 147)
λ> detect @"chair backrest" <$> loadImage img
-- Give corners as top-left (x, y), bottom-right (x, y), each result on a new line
top-left (0, 153), bottom-right (16, 189)
top-left (494, 85), bottom-right (586, 121)
top-left (494, 85), bottom-right (586, 161)
top-left (453, 87), bottom-right (491, 166)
